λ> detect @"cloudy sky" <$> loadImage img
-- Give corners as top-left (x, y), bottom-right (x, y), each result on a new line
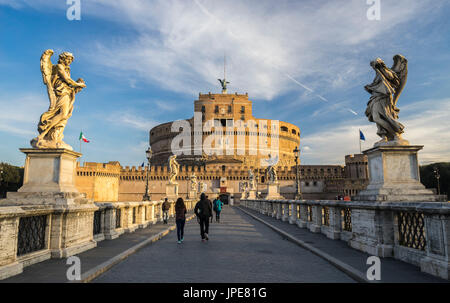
top-left (0, 0), bottom-right (449, 167)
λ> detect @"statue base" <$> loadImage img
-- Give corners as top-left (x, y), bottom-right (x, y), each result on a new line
top-left (265, 183), bottom-right (283, 200)
top-left (188, 190), bottom-right (197, 199)
top-left (354, 145), bottom-right (446, 202)
top-left (247, 189), bottom-right (257, 199)
top-left (1, 148), bottom-right (91, 206)
top-left (166, 183), bottom-right (179, 200)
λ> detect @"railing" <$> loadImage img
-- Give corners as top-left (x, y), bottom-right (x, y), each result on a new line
top-left (17, 215), bottom-right (47, 256)
top-left (93, 210), bottom-right (102, 235)
top-left (0, 198), bottom-right (197, 280)
top-left (241, 198), bottom-right (450, 280)
top-left (396, 211), bottom-right (426, 251)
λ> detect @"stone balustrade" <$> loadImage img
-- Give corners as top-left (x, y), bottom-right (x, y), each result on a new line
top-left (241, 199), bottom-right (450, 280)
top-left (0, 199), bottom-right (196, 280)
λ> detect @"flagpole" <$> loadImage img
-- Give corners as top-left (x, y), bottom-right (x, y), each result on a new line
top-left (359, 129), bottom-right (362, 154)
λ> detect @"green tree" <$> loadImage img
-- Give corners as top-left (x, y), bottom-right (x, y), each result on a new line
top-left (420, 162), bottom-right (449, 200)
top-left (0, 162), bottom-right (24, 198)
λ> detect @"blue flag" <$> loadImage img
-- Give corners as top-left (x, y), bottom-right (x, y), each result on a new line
top-left (141, 162), bottom-right (145, 167)
top-left (359, 130), bottom-right (366, 141)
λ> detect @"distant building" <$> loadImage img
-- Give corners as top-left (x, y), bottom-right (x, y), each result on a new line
top-left (75, 91), bottom-right (369, 202)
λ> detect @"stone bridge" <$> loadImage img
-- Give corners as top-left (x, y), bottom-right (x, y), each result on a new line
top-left (0, 198), bottom-right (448, 283)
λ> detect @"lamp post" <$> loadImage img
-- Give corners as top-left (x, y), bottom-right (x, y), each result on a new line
top-left (143, 147), bottom-right (152, 201)
top-left (293, 146), bottom-right (302, 200)
top-left (433, 166), bottom-right (441, 196)
top-left (0, 166), bottom-right (3, 199)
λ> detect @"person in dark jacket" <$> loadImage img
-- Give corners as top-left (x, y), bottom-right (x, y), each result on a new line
top-left (162, 198), bottom-right (171, 224)
top-left (194, 193), bottom-right (213, 242)
top-left (175, 197), bottom-right (187, 244)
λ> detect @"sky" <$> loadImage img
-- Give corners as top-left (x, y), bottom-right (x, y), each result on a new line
top-left (0, 0), bottom-right (449, 167)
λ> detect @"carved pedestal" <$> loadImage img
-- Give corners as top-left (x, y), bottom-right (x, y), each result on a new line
top-left (166, 183), bottom-right (179, 200)
top-left (1, 148), bottom-right (97, 262)
top-left (188, 190), bottom-right (197, 199)
top-left (354, 145), bottom-right (446, 202)
top-left (247, 189), bottom-right (257, 199)
top-left (265, 183), bottom-right (282, 200)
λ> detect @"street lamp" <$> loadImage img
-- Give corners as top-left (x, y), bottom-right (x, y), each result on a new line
top-left (143, 147), bottom-right (152, 201)
top-left (293, 146), bottom-right (302, 200)
top-left (433, 166), bottom-right (441, 196)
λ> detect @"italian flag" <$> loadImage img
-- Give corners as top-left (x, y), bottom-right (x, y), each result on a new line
top-left (79, 132), bottom-right (90, 143)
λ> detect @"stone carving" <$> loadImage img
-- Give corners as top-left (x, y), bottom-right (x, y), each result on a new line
top-left (248, 169), bottom-right (256, 190)
top-left (168, 155), bottom-right (180, 184)
top-left (31, 50), bottom-right (86, 150)
top-left (364, 54), bottom-right (408, 146)
top-left (190, 173), bottom-right (198, 191)
top-left (265, 154), bottom-right (278, 184)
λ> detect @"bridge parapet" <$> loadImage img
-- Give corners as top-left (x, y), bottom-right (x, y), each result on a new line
top-left (0, 198), bottom-right (196, 280)
top-left (241, 199), bottom-right (450, 280)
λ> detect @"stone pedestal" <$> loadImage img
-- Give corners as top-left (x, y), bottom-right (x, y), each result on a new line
top-left (1, 148), bottom-right (97, 263)
top-left (3, 148), bottom-right (90, 205)
top-left (265, 183), bottom-right (282, 199)
top-left (188, 190), bottom-right (197, 199)
top-left (166, 183), bottom-right (179, 200)
top-left (354, 145), bottom-right (445, 202)
top-left (247, 189), bottom-right (257, 199)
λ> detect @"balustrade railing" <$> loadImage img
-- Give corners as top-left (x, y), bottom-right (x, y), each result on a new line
top-left (17, 215), bottom-right (47, 256)
top-left (241, 198), bottom-right (450, 280)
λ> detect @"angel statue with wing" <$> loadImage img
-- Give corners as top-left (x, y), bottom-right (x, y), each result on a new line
top-left (218, 78), bottom-right (230, 93)
top-left (264, 154), bottom-right (278, 184)
top-left (168, 155), bottom-right (180, 184)
top-left (364, 54), bottom-right (408, 146)
top-left (31, 50), bottom-right (86, 150)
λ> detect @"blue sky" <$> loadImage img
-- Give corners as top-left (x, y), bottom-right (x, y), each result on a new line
top-left (0, 0), bottom-right (449, 167)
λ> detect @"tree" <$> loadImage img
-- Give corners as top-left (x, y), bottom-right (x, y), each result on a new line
top-left (0, 162), bottom-right (24, 198)
top-left (420, 162), bottom-right (449, 200)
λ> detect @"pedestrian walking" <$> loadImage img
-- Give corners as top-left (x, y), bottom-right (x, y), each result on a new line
top-left (194, 193), bottom-right (213, 242)
top-left (162, 198), bottom-right (171, 224)
top-left (213, 197), bottom-right (223, 223)
top-left (175, 197), bottom-right (187, 244)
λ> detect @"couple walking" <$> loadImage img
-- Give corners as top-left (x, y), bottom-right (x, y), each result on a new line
top-left (193, 193), bottom-right (223, 242)
top-left (173, 193), bottom-right (224, 244)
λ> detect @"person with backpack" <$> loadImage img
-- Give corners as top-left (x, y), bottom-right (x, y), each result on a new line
top-left (162, 198), bottom-right (171, 224)
top-left (194, 193), bottom-right (213, 242)
top-left (175, 197), bottom-right (187, 244)
top-left (213, 197), bottom-right (223, 223)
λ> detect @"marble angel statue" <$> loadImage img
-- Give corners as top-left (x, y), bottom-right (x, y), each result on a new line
top-left (168, 155), bottom-right (180, 184)
top-left (364, 54), bottom-right (408, 146)
top-left (31, 50), bottom-right (86, 150)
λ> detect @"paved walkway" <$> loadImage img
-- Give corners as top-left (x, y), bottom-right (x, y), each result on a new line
top-left (238, 206), bottom-right (447, 283)
top-left (94, 206), bottom-right (355, 283)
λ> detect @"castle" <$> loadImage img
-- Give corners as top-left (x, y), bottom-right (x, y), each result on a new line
top-left (75, 90), bottom-right (369, 203)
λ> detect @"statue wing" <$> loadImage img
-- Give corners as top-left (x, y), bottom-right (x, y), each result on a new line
top-left (392, 55), bottom-right (408, 107)
top-left (40, 49), bottom-right (57, 109)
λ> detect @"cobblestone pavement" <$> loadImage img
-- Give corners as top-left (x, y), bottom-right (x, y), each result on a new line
top-left (94, 206), bottom-right (356, 283)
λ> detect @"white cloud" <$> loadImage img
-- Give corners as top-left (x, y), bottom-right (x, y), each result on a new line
top-left (0, 93), bottom-right (47, 137)
top-left (301, 98), bottom-right (450, 165)
top-left (3, 0), bottom-right (436, 101)
top-left (106, 111), bottom-right (158, 131)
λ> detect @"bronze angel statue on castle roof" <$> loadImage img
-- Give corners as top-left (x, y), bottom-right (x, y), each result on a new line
top-left (31, 49), bottom-right (86, 150)
top-left (364, 54), bottom-right (408, 146)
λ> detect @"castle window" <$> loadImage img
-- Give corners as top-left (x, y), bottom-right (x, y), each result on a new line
top-left (281, 126), bottom-right (288, 132)
top-left (241, 115), bottom-right (245, 121)
top-left (201, 106), bottom-right (205, 113)
top-left (240, 106), bottom-right (245, 114)
top-left (228, 105), bottom-right (232, 113)
top-left (215, 105), bottom-right (219, 113)
top-left (292, 129), bottom-right (296, 135)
